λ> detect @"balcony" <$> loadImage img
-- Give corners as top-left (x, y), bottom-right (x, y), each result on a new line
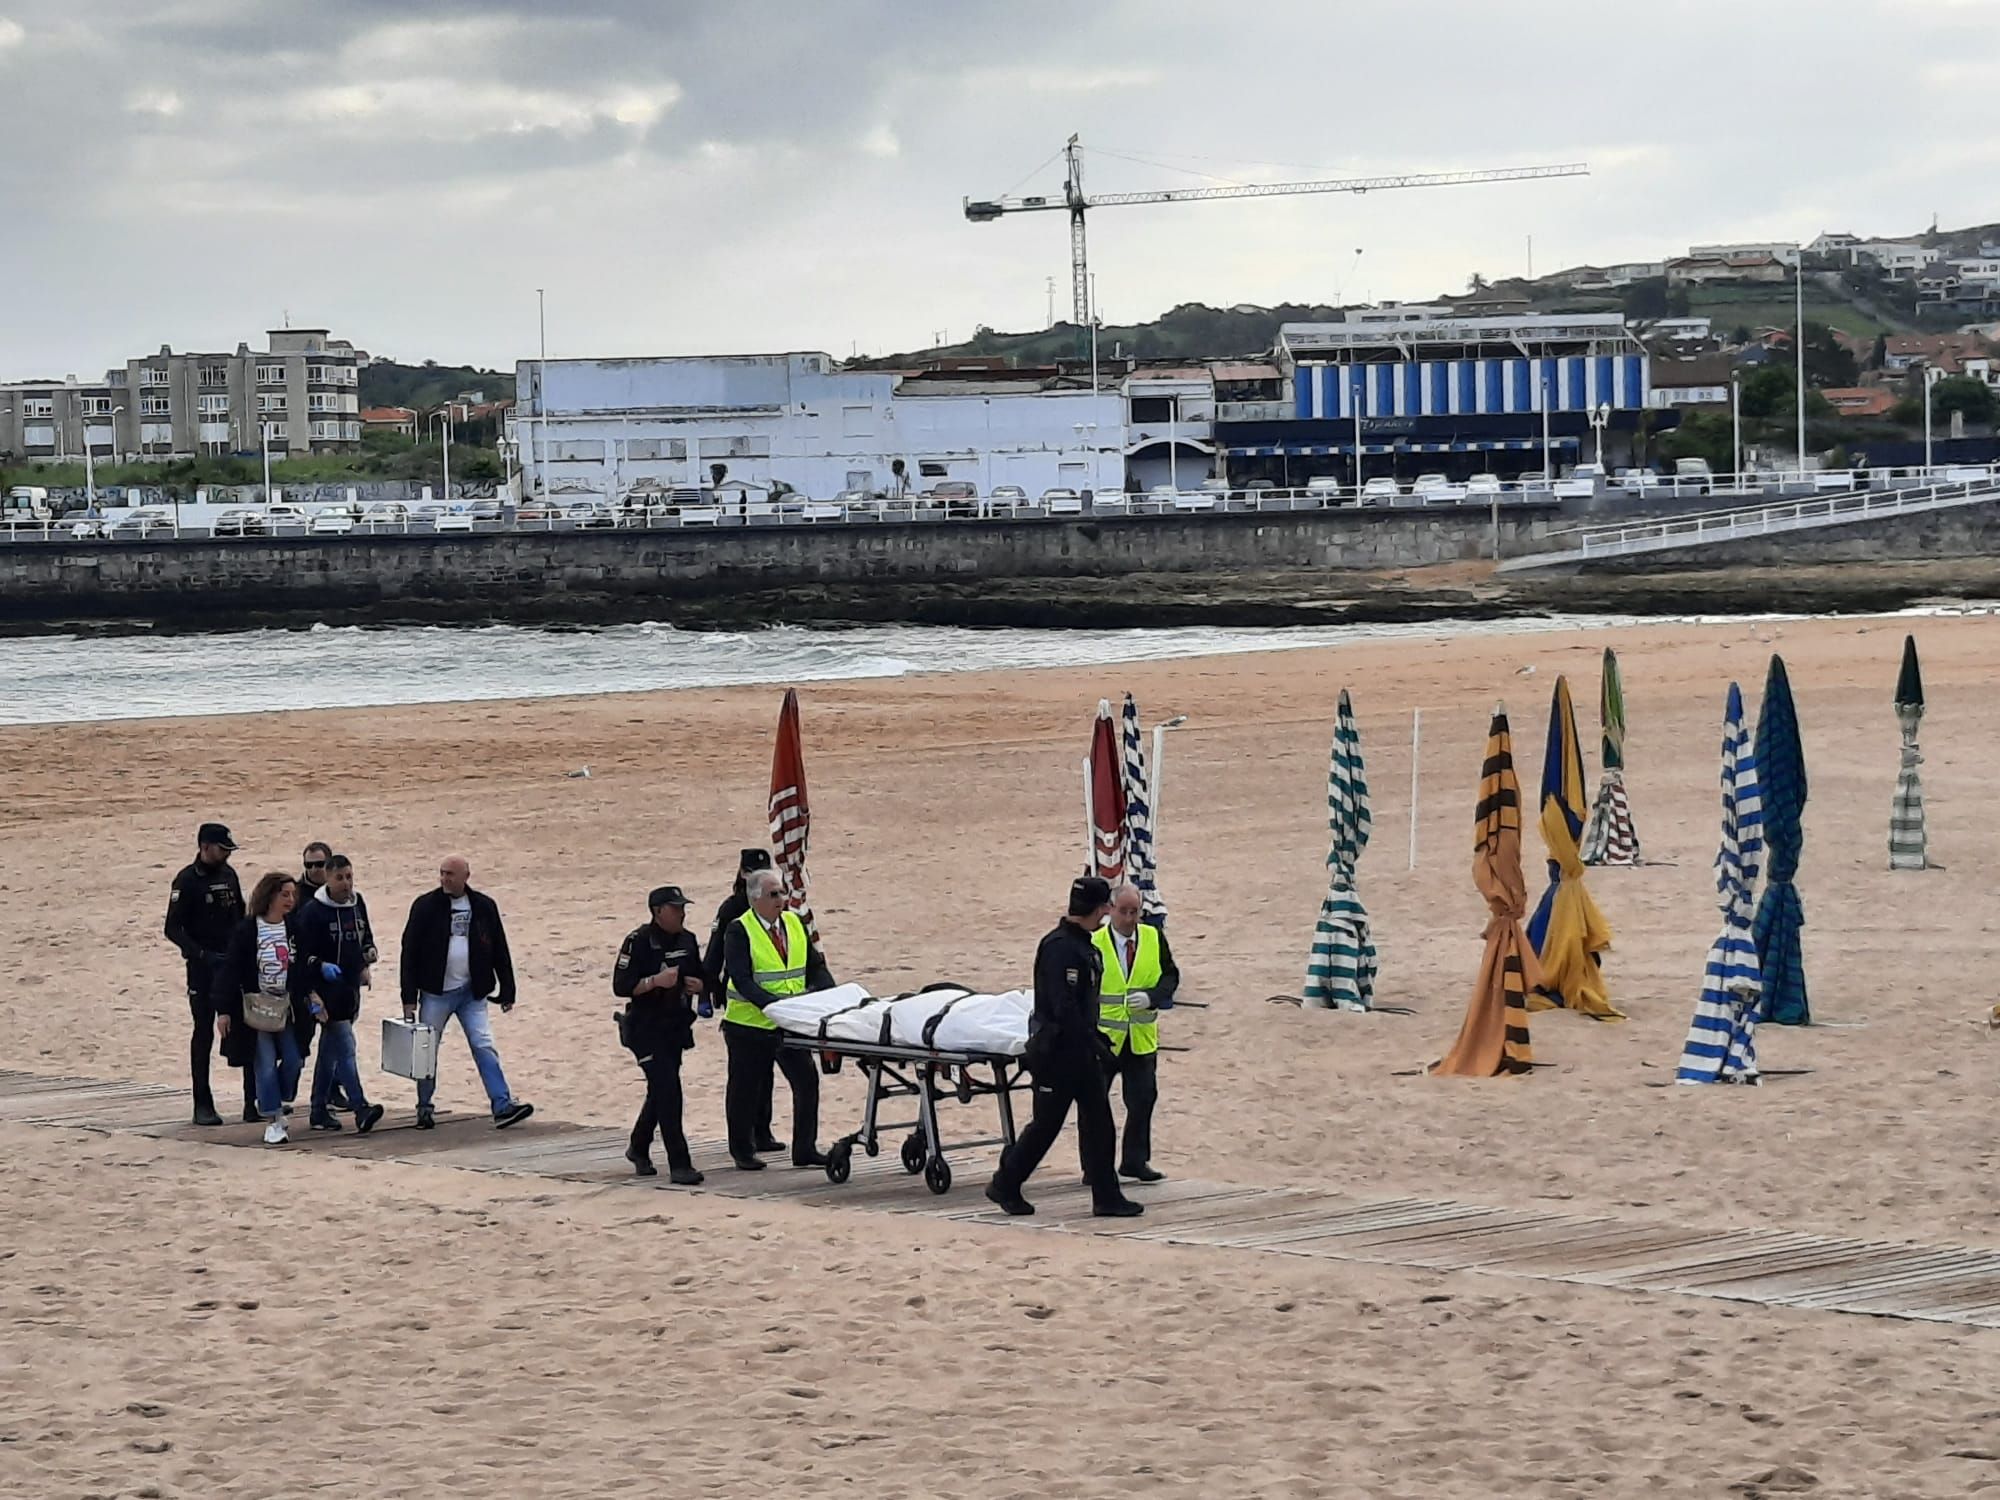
top-left (1215, 400), bottom-right (1292, 422)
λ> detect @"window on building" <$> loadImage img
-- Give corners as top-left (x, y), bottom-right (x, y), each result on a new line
top-left (549, 439), bottom-right (606, 462)
top-left (81, 396), bottom-right (114, 415)
top-left (918, 461), bottom-right (948, 478)
top-left (341, 421), bottom-right (361, 440)
top-left (1129, 396), bottom-right (1177, 422)
top-left (257, 393), bottom-right (287, 412)
top-left (22, 398), bottom-right (54, 418)
top-left (256, 364), bottom-right (285, 384)
top-left (841, 405), bottom-right (875, 438)
top-left (197, 394), bottom-right (230, 415)
top-left (625, 437), bottom-right (689, 461)
top-left (261, 421), bottom-right (288, 439)
top-left (140, 394), bottom-right (172, 416)
top-left (139, 367), bottom-right (171, 386)
top-left (199, 365), bottom-right (228, 386)
top-left (308, 393), bottom-right (335, 412)
top-left (306, 365), bottom-right (329, 384)
top-left (722, 435), bottom-right (771, 458)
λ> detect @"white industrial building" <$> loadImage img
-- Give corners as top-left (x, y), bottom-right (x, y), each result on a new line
top-left (512, 352), bottom-right (1126, 504)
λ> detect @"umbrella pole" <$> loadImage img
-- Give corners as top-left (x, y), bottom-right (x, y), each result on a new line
top-left (1080, 756), bottom-right (1095, 876)
top-left (1409, 708), bottom-right (1422, 871)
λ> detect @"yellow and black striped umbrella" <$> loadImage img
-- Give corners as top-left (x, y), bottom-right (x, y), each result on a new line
top-left (1430, 704), bottom-right (1536, 1078)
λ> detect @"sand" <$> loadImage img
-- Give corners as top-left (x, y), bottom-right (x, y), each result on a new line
top-left (6, 611), bottom-right (2000, 1497)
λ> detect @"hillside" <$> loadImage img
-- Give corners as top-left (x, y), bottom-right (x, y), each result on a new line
top-left (358, 360), bottom-right (514, 411)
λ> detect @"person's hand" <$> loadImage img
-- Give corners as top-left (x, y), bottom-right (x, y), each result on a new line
top-left (216, 1015), bottom-right (232, 1040)
top-left (657, 966), bottom-right (680, 990)
top-left (309, 996), bottom-right (327, 1021)
top-left (684, 975), bottom-right (704, 994)
top-left (320, 961), bottom-right (344, 984)
top-left (360, 965), bottom-right (373, 988)
top-left (402, 1004), bottom-right (417, 1023)
top-left (500, 1000), bottom-right (515, 1014)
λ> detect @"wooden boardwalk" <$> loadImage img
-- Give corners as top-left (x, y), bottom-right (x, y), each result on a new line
top-left (8, 1068), bottom-right (2000, 1331)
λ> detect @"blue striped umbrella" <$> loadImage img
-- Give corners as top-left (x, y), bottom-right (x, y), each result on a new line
top-left (1753, 655), bottom-right (1809, 1026)
top-left (1677, 683), bottom-right (1765, 1083)
top-left (1120, 693), bottom-right (1164, 921)
top-left (1303, 689), bottom-right (1375, 1010)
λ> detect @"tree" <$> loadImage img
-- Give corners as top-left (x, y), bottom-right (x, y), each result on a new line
top-left (1621, 278), bottom-right (1669, 320)
top-left (1800, 321), bottom-right (1857, 388)
top-left (1930, 374), bottom-right (1998, 426)
top-left (1658, 412), bottom-right (1734, 469)
top-left (1869, 333), bottom-right (1888, 370)
top-left (1666, 283), bottom-right (1692, 316)
top-left (1737, 366), bottom-right (1798, 421)
top-left (1733, 325), bottom-right (1754, 345)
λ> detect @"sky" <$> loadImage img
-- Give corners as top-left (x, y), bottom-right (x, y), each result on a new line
top-left (2, 0), bottom-right (1996, 379)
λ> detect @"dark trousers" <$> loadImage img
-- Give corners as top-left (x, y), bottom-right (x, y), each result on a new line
top-left (994, 1044), bottom-right (1118, 1205)
top-left (722, 1021), bottom-right (817, 1160)
top-left (187, 963), bottom-right (255, 1116)
top-left (1107, 1046), bottom-right (1158, 1171)
top-left (631, 1050), bottom-right (692, 1170)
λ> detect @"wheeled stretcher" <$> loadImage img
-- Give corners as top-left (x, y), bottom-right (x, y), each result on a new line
top-left (763, 984), bottom-right (1033, 1195)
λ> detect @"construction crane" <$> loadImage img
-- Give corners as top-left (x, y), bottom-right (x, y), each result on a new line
top-left (965, 135), bottom-right (1590, 326)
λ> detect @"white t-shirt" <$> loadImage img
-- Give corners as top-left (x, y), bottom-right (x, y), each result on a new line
top-left (442, 895), bottom-right (473, 991)
top-left (256, 919), bottom-right (291, 998)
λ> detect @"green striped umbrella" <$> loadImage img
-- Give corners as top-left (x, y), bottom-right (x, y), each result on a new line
top-left (1303, 689), bottom-right (1375, 1010)
top-left (1582, 647), bottom-right (1641, 866)
top-left (1889, 635), bottom-right (1928, 870)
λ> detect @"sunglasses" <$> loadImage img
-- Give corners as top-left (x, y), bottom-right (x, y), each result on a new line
top-left (303, 860), bottom-right (327, 869)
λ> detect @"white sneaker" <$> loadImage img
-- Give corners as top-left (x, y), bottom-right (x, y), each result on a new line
top-left (263, 1120), bottom-right (289, 1145)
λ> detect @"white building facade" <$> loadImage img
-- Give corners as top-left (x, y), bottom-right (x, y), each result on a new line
top-left (1689, 241), bottom-right (1801, 267)
top-left (514, 353), bottom-right (1125, 502)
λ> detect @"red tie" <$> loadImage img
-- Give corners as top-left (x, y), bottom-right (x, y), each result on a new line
top-left (768, 919), bottom-right (789, 962)
top-left (1123, 935), bottom-right (1135, 974)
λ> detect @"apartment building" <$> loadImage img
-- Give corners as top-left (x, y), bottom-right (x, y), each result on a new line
top-left (0, 328), bottom-right (364, 462)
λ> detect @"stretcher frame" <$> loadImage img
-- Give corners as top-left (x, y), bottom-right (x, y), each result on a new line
top-left (777, 1034), bottom-right (1027, 1195)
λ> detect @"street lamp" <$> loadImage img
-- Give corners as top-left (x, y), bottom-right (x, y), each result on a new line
top-left (1924, 364), bottom-right (1944, 475)
top-left (1589, 401), bottom-right (1611, 468)
top-left (429, 408), bottom-right (454, 502)
top-left (260, 420), bottom-right (277, 504)
top-left (1730, 371), bottom-right (1743, 492)
top-left (1539, 373), bottom-right (1553, 478)
top-left (1352, 374), bottom-right (1364, 494)
top-left (1793, 245), bottom-right (1807, 474)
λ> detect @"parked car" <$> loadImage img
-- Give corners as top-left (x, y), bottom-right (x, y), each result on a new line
top-left (1613, 467), bottom-right (1658, 495)
top-left (464, 498), bottom-right (505, 525)
top-left (1554, 463), bottom-right (1605, 501)
top-left (308, 507), bottom-right (357, 535)
top-left (102, 507), bottom-right (176, 540)
top-left (1941, 464), bottom-right (1993, 484)
top-left (210, 508), bottom-right (266, 537)
top-left (1412, 473), bottom-right (1465, 503)
top-left (930, 479), bottom-right (979, 518)
top-left (418, 504), bottom-right (473, 533)
top-left (1465, 473), bottom-right (1504, 503)
top-left (1041, 487), bottom-right (1083, 516)
top-left (1304, 475), bottom-right (1345, 505)
top-left (1359, 477), bottom-right (1402, 504)
top-left (565, 500), bottom-right (617, 529)
top-left (1673, 458), bottom-right (1714, 494)
top-left (361, 502), bottom-right (413, 527)
top-left (833, 488), bottom-right (878, 512)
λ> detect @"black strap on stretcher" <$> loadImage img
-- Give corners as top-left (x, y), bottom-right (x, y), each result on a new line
top-left (814, 995), bottom-right (885, 1075)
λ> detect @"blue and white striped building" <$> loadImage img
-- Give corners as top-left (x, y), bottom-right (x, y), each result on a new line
top-left (1292, 351), bottom-right (1647, 420)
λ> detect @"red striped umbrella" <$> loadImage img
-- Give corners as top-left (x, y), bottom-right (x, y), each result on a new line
top-left (1085, 699), bottom-right (1128, 882)
top-left (768, 688), bottom-right (818, 944)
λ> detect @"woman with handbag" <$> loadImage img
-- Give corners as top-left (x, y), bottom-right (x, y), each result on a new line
top-left (215, 872), bottom-right (307, 1145)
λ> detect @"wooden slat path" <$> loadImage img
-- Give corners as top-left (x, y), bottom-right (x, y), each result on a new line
top-left (7, 1067), bottom-right (1998, 1330)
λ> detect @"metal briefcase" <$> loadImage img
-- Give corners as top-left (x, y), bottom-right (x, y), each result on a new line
top-left (381, 1017), bottom-right (439, 1082)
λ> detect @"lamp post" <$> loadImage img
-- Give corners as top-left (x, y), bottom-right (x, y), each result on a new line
top-left (1924, 364), bottom-right (1943, 475)
top-left (1540, 373), bottom-right (1553, 478)
top-left (1793, 247), bottom-right (1807, 474)
top-left (1089, 272), bottom-right (1100, 396)
top-left (1167, 398), bottom-right (1179, 494)
top-left (1073, 420), bottom-right (1098, 496)
top-left (1352, 375), bottom-right (1364, 494)
top-left (429, 408), bottom-right (453, 501)
top-left (536, 287), bottom-right (549, 501)
top-left (1730, 371), bottom-right (1743, 491)
top-left (1590, 401), bottom-right (1611, 468)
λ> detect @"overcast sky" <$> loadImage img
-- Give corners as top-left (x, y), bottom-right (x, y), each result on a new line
top-left (2, 0), bottom-right (1994, 378)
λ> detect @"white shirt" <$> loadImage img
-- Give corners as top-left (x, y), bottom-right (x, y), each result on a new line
top-left (442, 894), bottom-right (473, 991)
top-left (255, 919), bottom-right (291, 998)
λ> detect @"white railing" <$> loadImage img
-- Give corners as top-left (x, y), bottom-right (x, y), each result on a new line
top-left (1500, 473), bottom-right (2000, 571)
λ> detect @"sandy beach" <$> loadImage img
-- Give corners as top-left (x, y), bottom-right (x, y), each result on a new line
top-left (7, 611), bottom-right (2000, 1497)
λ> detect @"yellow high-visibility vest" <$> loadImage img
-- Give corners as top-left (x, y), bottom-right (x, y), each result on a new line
top-left (724, 909), bottom-right (809, 1030)
top-left (1093, 923), bottom-right (1163, 1056)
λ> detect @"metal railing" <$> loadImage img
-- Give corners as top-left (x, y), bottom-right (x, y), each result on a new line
top-left (1499, 473), bottom-right (2000, 571)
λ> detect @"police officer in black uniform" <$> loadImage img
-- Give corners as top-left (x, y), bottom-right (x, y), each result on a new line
top-left (613, 886), bottom-right (707, 1185)
top-left (703, 847), bottom-right (783, 1154)
top-left (984, 875), bottom-right (1143, 1220)
top-left (163, 822), bottom-right (252, 1126)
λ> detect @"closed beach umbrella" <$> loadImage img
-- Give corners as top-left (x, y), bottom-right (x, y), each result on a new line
top-left (1676, 682), bottom-right (1765, 1084)
top-left (1889, 635), bottom-right (1928, 871)
top-left (1431, 705), bottom-right (1536, 1076)
top-left (1526, 675), bottom-right (1621, 1018)
top-left (1085, 699), bottom-right (1128, 883)
top-left (1120, 693), bottom-right (1165, 920)
top-left (1303, 688), bottom-right (1375, 1011)
top-left (768, 688), bottom-right (819, 944)
top-left (1581, 647), bottom-right (1642, 866)
top-left (1753, 655), bottom-right (1809, 1025)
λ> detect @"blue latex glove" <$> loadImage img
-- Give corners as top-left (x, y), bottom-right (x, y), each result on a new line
top-left (320, 961), bottom-right (344, 984)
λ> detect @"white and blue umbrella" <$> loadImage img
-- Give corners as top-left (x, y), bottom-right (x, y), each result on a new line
top-left (1304, 689), bottom-right (1375, 1011)
top-left (1676, 682), bottom-right (1764, 1083)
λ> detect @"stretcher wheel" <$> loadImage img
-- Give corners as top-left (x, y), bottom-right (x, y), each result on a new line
top-left (900, 1135), bottom-right (926, 1174)
top-left (863, 1137), bottom-right (880, 1158)
top-left (923, 1156), bottom-right (952, 1195)
top-left (825, 1142), bottom-right (853, 1185)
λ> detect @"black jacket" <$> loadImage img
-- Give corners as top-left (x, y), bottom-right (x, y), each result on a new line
top-left (293, 888), bottom-right (377, 1023)
top-left (614, 922), bottom-right (704, 1059)
top-left (703, 888), bottom-right (750, 997)
top-left (721, 914), bottom-right (833, 1010)
top-left (399, 886), bottom-right (516, 1007)
top-left (1032, 919), bottom-right (1105, 1053)
top-left (165, 858), bottom-right (244, 969)
top-left (211, 914), bottom-right (309, 1065)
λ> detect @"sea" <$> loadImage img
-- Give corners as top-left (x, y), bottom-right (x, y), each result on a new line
top-left (1, 609), bottom-right (1988, 727)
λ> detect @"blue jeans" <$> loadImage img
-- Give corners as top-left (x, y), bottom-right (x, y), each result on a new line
top-left (253, 1025), bottom-right (303, 1120)
top-left (310, 1018), bottom-right (369, 1118)
top-left (415, 988), bottom-right (514, 1116)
